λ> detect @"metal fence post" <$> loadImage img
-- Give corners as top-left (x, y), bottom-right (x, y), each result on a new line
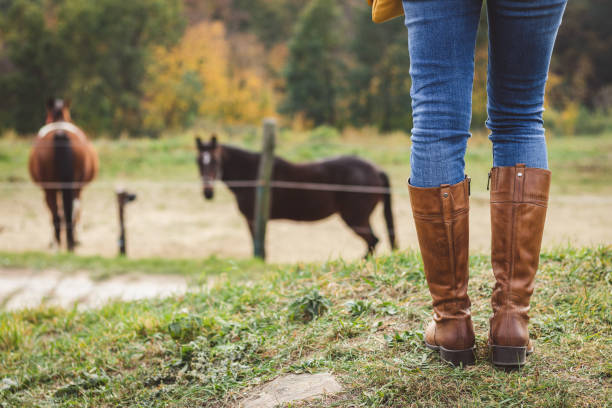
top-left (253, 118), bottom-right (276, 259)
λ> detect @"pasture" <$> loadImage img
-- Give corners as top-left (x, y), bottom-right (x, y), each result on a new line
top-left (0, 129), bottom-right (611, 406)
top-left (0, 129), bottom-right (611, 262)
top-left (0, 247), bottom-right (610, 406)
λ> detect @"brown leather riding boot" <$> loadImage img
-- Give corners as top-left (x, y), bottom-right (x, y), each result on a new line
top-left (488, 164), bottom-right (551, 368)
top-left (408, 177), bottom-right (475, 366)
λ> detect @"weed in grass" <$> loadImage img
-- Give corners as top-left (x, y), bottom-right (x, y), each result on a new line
top-left (0, 318), bottom-right (26, 352)
top-left (345, 300), bottom-right (372, 317)
top-left (289, 289), bottom-right (331, 323)
top-left (377, 301), bottom-right (399, 316)
top-left (54, 371), bottom-right (110, 399)
top-left (167, 313), bottom-right (202, 343)
top-left (383, 330), bottom-right (424, 349)
top-left (289, 358), bottom-right (327, 374)
top-left (0, 378), bottom-right (17, 394)
top-left (332, 318), bottom-right (369, 340)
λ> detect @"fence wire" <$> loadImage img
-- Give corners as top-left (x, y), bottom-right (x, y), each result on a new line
top-left (0, 180), bottom-right (403, 194)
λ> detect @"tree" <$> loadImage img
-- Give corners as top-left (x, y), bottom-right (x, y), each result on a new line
top-left (0, 0), bottom-right (185, 135)
top-left (57, 0), bottom-right (184, 135)
top-left (281, 0), bottom-right (345, 126)
top-left (142, 21), bottom-right (275, 134)
top-left (0, 0), bottom-right (67, 133)
top-left (346, 4), bottom-right (411, 132)
top-left (232, 0), bottom-right (305, 48)
top-left (551, 0), bottom-right (612, 110)
top-left (367, 42), bottom-right (412, 132)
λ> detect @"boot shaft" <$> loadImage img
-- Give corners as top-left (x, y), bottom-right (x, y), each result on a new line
top-left (489, 164), bottom-right (551, 346)
top-left (409, 177), bottom-right (471, 315)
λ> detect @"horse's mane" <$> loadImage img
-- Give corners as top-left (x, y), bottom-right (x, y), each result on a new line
top-left (220, 144), bottom-right (366, 170)
top-left (220, 144), bottom-right (258, 158)
top-left (221, 143), bottom-right (292, 166)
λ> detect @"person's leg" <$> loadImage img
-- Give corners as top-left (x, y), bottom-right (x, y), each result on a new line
top-left (486, 0), bottom-right (566, 369)
top-left (487, 0), bottom-right (567, 168)
top-left (404, 0), bottom-right (483, 187)
top-left (403, 0), bottom-right (482, 367)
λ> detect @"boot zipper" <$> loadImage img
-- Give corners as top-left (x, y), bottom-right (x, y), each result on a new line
top-left (487, 171), bottom-right (491, 191)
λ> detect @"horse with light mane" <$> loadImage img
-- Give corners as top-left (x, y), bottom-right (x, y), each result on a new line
top-left (195, 134), bottom-right (397, 258)
top-left (29, 99), bottom-right (98, 251)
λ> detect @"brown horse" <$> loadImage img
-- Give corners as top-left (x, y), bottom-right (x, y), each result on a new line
top-left (195, 135), bottom-right (396, 257)
top-left (29, 99), bottom-right (98, 251)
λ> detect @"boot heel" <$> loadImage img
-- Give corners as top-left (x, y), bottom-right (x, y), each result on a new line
top-left (490, 345), bottom-right (526, 368)
top-left (439, 346), bottom-right (475, 367)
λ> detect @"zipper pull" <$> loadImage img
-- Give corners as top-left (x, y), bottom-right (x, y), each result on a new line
top-left (487, 171), bottom-right (491, 191)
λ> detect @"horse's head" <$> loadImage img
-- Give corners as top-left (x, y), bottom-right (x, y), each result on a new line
top-left (46, 98), bottom-right (71, 123)
top-left (195, 134), bottom-right (222, 200)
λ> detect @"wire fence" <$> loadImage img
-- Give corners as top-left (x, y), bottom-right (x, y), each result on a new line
top-left (0, 182), bottom-right (402, 236)
top-left (0, 180), bottom-right (400, 194)
top-left (4, 180), bottom-right (612, 204)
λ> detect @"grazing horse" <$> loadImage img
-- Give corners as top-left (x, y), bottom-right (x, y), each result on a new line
top-left (195, 135), bottom-right (396, 257)
top-left (28, 99), bottom-right (98, 251)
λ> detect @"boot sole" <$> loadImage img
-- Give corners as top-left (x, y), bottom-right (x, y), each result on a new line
top-left (425, 342), bottom-right (475, 367)
top-left (490, 345), bottom-right (531, 368)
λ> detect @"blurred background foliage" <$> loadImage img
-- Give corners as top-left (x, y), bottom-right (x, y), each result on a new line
top-left (0, 0), bottom-right (610, 136)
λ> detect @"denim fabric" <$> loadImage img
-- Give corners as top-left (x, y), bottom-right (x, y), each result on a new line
top-left (403, 0), bottom-right (567, 188)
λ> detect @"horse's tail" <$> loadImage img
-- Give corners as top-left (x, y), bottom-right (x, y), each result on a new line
top-left (54, 131), bottom-right (75, 249)
top-left (379, 171), bottom-right (397, 250)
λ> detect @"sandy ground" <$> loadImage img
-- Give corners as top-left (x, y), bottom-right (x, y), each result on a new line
top-left (0, 268), bottom-right (188, 311)
top-left (0, 183), bottom-right (610, 263)
top-left (0, 183), bottom-right (610, 311)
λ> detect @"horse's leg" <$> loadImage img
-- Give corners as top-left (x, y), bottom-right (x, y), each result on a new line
top-left (72, 189), bottom-right (82, 246)
top-left (61, 187), bottom-right (75, 251)
top-left (44, 189), bottom-right (61, 249)
top-left (340, 212), bottom-right (379, 258)
top-left (361, 223), bottom-right (379, 258)
top-left (246, 219), bottom-right (255, 238)
top-left (245, 217), bottom-right (259, 254)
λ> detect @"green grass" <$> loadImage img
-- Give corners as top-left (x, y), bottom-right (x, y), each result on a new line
top-left (1, 246), bottom-right (610, 407)
top-left (0, 251), bottom-right (264, 282)
top-left (1, 129), bottom-right (611, 195)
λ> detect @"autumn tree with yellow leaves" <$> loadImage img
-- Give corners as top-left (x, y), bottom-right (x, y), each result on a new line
top-left (142, 21), bottom-right (275, 133)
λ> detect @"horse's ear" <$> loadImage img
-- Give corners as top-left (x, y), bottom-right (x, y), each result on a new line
top-left (46, 98), bottom-right (55, 111)
top-left (62, 99), bottom-right (72, 121)
top-left (195, 136), bottom-right (203, 150)
top-left (210, 134), bottom-right (218, 148)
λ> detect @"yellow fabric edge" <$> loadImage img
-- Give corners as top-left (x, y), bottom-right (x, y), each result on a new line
top-left (369, 0), bottom-right (404, 24)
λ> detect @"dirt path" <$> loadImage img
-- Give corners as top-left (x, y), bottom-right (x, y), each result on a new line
top-left (0, 268), bottom-right (188, 311)
top-left (1, 185), bottom-right (610, 263)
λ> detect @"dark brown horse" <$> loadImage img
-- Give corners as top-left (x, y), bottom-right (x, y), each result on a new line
top-left (195, 135), bottom-right (396, 257)
top-left (29, 99), bottom-right (98, 251)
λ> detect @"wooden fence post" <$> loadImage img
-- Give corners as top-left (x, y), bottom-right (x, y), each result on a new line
top-left (116, 189), bottom-right (137, 257)
top-left (253, 118), bottom-right (276, 259)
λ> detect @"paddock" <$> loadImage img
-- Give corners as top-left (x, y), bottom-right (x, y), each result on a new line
top-left (1, 182), bottom-right (609, 263)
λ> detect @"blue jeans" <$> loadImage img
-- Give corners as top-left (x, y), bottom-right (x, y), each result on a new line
top-left (403, 0), bottom-right (567, 188)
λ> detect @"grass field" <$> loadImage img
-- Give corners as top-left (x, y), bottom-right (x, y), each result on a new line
top-left (0, 130), bottom-right (610, 406)
top-left (2, 128), bottom-right (612, 195)
top-left (0, 246), bottom-right (610, 406)
top-left (0, 250), bottom-right (263, 282)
